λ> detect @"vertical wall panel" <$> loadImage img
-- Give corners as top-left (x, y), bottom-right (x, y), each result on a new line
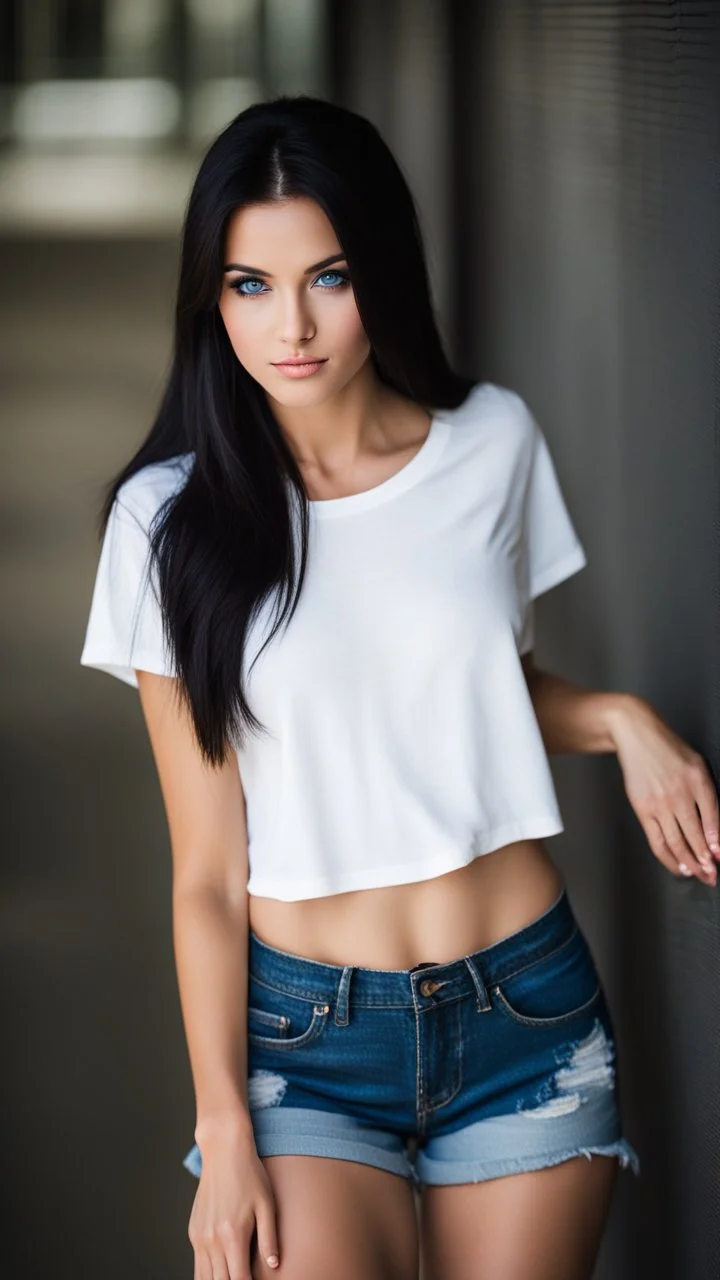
top-left (334, 4), bottom-right (720, 1276)
top-left (469, 6), bottom-right (720, 1278)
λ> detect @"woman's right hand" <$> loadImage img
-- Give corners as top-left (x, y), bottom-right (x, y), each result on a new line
top-left (188, 1134), bottom-right (281, 1278)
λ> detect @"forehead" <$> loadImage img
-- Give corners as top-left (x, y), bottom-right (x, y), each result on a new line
top-left (224, 197), bottom-right (341, 264)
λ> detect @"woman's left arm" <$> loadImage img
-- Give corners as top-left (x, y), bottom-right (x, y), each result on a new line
top-left (521, 654), bottom-right (720, 886)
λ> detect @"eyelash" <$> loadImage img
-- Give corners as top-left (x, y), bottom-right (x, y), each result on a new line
top-left (229, 270), bottom-right (351, 298)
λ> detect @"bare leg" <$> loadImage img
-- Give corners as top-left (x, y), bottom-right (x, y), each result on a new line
top-left (251, 1154), bottom-right (420, 1279)
top-left (420, 1152), bottom-right (619, 1280)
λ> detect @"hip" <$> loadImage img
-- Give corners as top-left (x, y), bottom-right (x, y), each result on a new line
top-left (243, 881), bottom-right (621, 1142)
top-left (183, 882), bottom-right (641, 1182)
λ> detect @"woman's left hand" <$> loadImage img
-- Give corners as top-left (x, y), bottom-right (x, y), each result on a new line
top-left (610, 696), bottom-right (719, 885)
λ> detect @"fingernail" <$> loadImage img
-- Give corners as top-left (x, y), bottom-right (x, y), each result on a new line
top-left (267, 1257), bottom-right (279, 1268)
top-left (710, 843), bottom-right (720, 854)
top-left (679, 863), bottom-right (692, 876)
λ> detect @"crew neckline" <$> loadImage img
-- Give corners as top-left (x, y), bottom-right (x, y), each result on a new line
top-left (308, 408), bottom-right (452, 519)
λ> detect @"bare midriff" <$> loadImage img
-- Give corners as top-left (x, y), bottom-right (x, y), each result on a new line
top-left (247, 837), bottom-right (565, 970)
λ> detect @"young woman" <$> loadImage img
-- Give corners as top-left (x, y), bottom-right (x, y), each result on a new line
top-left (81, 95), bottom-right (718, 1279)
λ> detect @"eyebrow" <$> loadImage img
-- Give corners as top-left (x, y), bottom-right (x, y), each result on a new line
top-left (223, 252), bottom-right (347, 277)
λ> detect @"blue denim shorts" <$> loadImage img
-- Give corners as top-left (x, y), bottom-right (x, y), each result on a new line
top-left (183, 884), bottom-right (640, 1188)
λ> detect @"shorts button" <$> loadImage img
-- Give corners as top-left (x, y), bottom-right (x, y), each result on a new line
top-left (419, 978), bottom-right (441, 996)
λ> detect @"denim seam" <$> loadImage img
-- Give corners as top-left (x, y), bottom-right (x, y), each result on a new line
top-left (414, 993), bottom-right (425, 1139)
top-left (249, 975), bottom-right (333, 1003)
top-left (491, 980), bottom-right (602, 1028)
top-left (248, 1005), bottom-right (288, 1030)
top-left (489, 921), bottom-right (579, 986)
top-left (249, 921), bottom-right (580, 1008)
top-left (423, 1004), bottom-right (464, 1114)
top-left (247, 1005), bottom-right (330, 1049)
top-left (417, 992), bottom-right (469, 1013)
top-left (252, 972), bottom-right (421, 1008)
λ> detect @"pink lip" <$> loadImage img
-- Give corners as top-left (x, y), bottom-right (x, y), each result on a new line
top-left (272, 358), bottom-right (327, 379)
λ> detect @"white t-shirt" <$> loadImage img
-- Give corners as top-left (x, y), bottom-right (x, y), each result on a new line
top-left (80, 381), bottom-right (587, 900)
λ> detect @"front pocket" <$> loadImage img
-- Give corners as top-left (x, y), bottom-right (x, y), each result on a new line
top-left (247, 981), bottom-right (331, 1051)
top-left (248, 1006), bottom-right (290, 1038)
top-left (491, 927), bottom-right (603, 1027)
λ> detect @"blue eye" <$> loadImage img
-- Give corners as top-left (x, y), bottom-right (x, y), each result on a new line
top-left (314, 271), bottom-right (349, 289)
top-left (229, 270), bottom-right (350, 298)
top-left (231, 277), bottom-right (267, 296)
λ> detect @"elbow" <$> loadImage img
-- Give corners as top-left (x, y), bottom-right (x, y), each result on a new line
top-left (171, 856), bottom-right (249, 915)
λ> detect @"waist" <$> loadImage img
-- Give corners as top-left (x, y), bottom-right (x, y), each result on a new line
top-left (248, 837), bottom-right (565, 969)
top-left (248, 867), bottom-right (573, 1000)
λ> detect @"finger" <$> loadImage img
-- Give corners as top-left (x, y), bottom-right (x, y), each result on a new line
top-left (209, 1244), bottom-right (231, 1280)
top-left (254, 1199), bottom-right (281, 1272)
top-left (673, 799), bottom-right (717, 882)
top-left (194, 1247), bottom-right (213, 1280)
top-left (643, 816), bottom-right (691, 877)
top-left (656, 811), bottom-right (708, 881)
top-left (218, 1221), bottom-right (255, 1280)
top-left (225, 1222), bottom-right (256, 1280)
top-left (226, 1234), bottom-right (255, 1280)
top-left (690, 758), bottom-right (720, 858)
top-left (226, 1239), bottom-right (257, 1280)
top-left (225, 1242), bottom-right (251, 1280)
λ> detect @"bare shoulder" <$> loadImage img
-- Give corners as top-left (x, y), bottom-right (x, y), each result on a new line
top-left (136, 670), bottom-right (248, 895)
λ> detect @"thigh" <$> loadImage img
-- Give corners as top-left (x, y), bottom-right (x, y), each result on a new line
top-left (251, 1154), bottom-right (420, 1280)
top-left (419, 1152), bottom-right (618, 1280)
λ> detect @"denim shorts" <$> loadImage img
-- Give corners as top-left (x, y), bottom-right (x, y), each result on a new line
top-left (182, 884), bottom-right (640, 1188)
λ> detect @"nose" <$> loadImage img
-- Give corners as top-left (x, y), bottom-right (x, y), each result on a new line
top-left (278, 289), bottom-right (316, 346)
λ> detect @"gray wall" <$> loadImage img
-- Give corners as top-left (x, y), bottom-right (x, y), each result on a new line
top-left (475, 13), bottom-right (720, 1274)
top-left (334, 3), bottom-right (720, 1276)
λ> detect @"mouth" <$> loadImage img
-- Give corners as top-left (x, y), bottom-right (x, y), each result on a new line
top-left (271, 357), bottom-right (328, 378)
top-left (272, 357), bottom-right (327, 366)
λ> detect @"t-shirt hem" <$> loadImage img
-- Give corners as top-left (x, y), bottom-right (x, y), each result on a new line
top-left (80, 649), bottom-right (175, 687)
top-left (246, 815), bottom-right (565, 901)
top-left (530, 543), bottom-right (587, 599)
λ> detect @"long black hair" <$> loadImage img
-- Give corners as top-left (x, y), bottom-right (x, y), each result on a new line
top-left (100, 94), bottom-right (476, 766)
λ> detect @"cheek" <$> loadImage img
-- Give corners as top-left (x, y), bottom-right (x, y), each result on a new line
top-left (218, 299), bottom-right (263, 362)
top-left (331, 296), bottom-right (369, 354)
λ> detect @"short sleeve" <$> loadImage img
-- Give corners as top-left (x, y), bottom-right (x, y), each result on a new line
top-left (80, 493), bottom-right (176, 688)
top-left (518, 409), bottom-right (587, 655)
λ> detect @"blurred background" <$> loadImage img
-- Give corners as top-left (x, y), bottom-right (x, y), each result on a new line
top-left (1, 2), bottom-right (719, 1277)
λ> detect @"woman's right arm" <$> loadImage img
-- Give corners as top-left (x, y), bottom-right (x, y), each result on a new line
top-left (136, 669), bottom-right (281, 1276)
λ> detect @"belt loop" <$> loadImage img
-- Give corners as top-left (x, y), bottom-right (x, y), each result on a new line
top-left (463, 955), bottom-right (493, 1013)
top-left (334, 965), bottom-right (354, 1026)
